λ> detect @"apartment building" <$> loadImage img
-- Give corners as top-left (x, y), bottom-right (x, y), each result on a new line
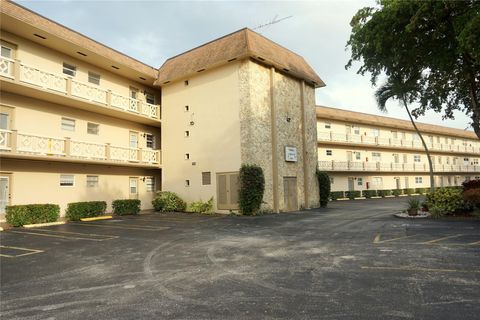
top-left (0, 1), bottom-right (324, 215)
top-left (316, 106), bottom-right (480, 193)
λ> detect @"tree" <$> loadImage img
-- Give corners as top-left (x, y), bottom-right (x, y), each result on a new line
top-left (346, 0), bottom-right (480, 138)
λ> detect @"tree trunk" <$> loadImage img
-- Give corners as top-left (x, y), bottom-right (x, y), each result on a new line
top-left (402, 98), bottom-right (435, 193)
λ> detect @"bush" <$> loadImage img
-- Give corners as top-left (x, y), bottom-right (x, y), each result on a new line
top-left (6, 204), bottom-right (60, 227)
top-left (462, 179), bottom-right (480, 191)
top-left (330, 191), bottom-right (344, 200)
top-left (187, 197), bottom-right (214, 214)
top-left (239, 164), bottom-right (265, 215)
top-left (463, 188), bottom-right (480, 207)
top-left (316, 170), bottom-right (331, 207)
top-left (403, 188), bottom-right (415, 195)
top-left (112, 199), bottom-right (141, 215)
top-left (362, 190), bottom-right (377, 198)
top-left (406, 197), bottom-right (421, 214)
top-left (345, 190), bottom-right (361, 199)
top-left (152, 191), bottom-right (186, 212)
top-left (425, 188), bottom-right (464, 216)
top-left (378, 190), bottom-right (392, 197)
top-left (65, 201), bottom-right (107, 221)
top-left (415, 188), bottom-right (427, 195)
top-left (392, 189), bottom-right (402, 197)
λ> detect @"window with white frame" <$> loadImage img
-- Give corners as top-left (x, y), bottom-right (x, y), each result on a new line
top-left (414, 155), bottom-right (421, 162)
top-left (372, 128), bottom-right (380, 137)
top-left (145, 177), bottom-right (155, 192)
top-left (62, 63), bottom-right (76, 77)
top-left (324, 122), bottom-right (331, 129)
top-left (326, 150), bottom-right (332, 156)
top-left (145, 134), bottom-right (155, 149)
top-left (357, 177), bottom-right (363, 186)
top-left (372, 177), bottom-right (383, 188)
top-left (87, 122), bottom-right (99, 135)
top-left (412, 133), bottom-right (420, 140)
top-left (415, 177), bottom-right (423, 184)
top-left (353, 126), bottom-right (360, 135)
top-left (60, 174), bottom-right (74, 187)
top-left (372, 152), bottom-right (381, 161)
top-left (202, 172), bottom-right (211, 185)
top-left (88, 72), bottom-right (100, 85)
top-left (355, 152), bottom-right (361, 160)
top-left (391, 131), bottom-right (398, 139)
top-left (86, 175), bottom-right (98, 187)
top-left (61, 117), bottom-right (75, 131)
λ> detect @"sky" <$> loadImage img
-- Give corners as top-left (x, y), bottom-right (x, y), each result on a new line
top-left (17, 0), bottom-right (473, 131)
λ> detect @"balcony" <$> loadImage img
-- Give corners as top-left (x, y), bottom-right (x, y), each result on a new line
top-left (318, 160), bottom-right (479, 173)
top-left (0, 129), bottom-right (161, 167)
top-left (317, 131), bottom-right (480, 155)
top-left (0, 57), bottom-right (160, 123)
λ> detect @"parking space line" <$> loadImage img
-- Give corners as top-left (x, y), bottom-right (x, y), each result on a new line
top-left (361, 266), bottom-right (480, 274)
top-left (469, 240), bottom-right (480, 246)
top-left (69, 222), bottom-right (169, 231)
top-left (373, 233), bottom-right (418, 244)
top-left (32, 228), bottom-right (120, 238)
top-left (0, 245), bottom-right (44, 258)
top-left (8, 230), bottom-right (117, 241)
top-left (421, 234), bottom-right (463, 244)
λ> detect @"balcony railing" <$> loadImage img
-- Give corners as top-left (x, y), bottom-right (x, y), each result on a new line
top-left (0, 129), bottom-right (161, 166)
top-left (317, 131), bottom-right (480, 154)
top-left (318, 160), bottom-right (479, 173)
top-left (0, 57), bottom-right (160, 120)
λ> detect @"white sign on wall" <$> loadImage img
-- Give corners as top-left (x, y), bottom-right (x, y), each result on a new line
top-left (285, 146), bottom-right (297, 162)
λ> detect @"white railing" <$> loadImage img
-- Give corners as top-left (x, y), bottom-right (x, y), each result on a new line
top-left (17, 132), bottom-right (65, 155)
top-left (317, 131), bottom-right (480, 153)
top-left (142, 149), bottom-right (160, 164)
top-left (142, 102), bottom-right (159, 119)
top-left (71, 79), bottom-right (108, 104)
top-left (110, 146), bottom-right (139, 162)
top-left (70, 140), bottom-right (106, 160)
top-left (0, 57), bottom-right (14, 78)
top-left (318, 160), bottom-right (479, 173)
top-left (19, 63), bottom-right (68, 93)
top-left (0, 129), bottom-right (11, 150)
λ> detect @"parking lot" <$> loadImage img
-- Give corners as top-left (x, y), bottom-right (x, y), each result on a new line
top-left (1, 197), bottom-right (479, 320)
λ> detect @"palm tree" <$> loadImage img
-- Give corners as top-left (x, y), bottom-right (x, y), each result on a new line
top-left (375, 75), bottom-right (435, 193)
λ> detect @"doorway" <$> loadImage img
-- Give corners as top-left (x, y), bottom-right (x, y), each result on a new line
top-left (216, 172), bottom-right (239, 210)
top-left (283, 177), bottom-right (298, 211)
top-left (0, 175), bottom-right (10, 214)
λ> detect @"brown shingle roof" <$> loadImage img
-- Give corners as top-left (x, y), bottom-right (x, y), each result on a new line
top-left (155, 28), bottom-right (325, 87)
top-left (316, 106), bottom-right (478, 140)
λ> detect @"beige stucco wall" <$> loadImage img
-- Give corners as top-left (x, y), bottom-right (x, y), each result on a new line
top-left (239, 60), bottom-right (319, 211)
top-left (161, 61), bottom-right (242, 209)
top-left (1, 159), bottom-right (160, 215)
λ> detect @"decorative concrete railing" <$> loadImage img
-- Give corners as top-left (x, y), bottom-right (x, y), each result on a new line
top-left (317, 131), bottom-right (480, 154)
top-left (0, 129), bottom-right (161, 165)
top-left (0, 57), bottom-right (160, 120)
top-left (318, 160), bottom-right (479, 173)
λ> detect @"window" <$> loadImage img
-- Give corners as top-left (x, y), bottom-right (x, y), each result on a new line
top-left (446, 157), bottom-right (450, 165)
top-left (353, 126), bottom-right (360, 135)
top-left (438, 156), bottom-right (442, 164)
top-left (372, 152), bottom-right (381, 161)
top-left (184, 131), bottom-right (190, 137)
top-left (330, 177), bottom-right (334, 184)
top-left (324, 122), bottom-right (331, 129)
top-left (415, 177), bottom-right (423, 184)
top-left (129, 177), bottom-right (138, 194)
top-left (129, 132), bottom-right (138, 148)
top-left (357, 178), bottom-right (363, 186)
top-left (1, 45), bottom-right (12, 59)
top-left (326, 150), bottom-right (332, 156)
top-left (391, 131), bottom-right (398, 139)
top-left (184, 105), bottom-right (189, 112)
top-left (0, 113), bottom-right (8, 130)
top-left (60, 174), bottom-right (74, 187)
top-left (146, 177), bottom-right (155, 192)
top-left (473, 158), bottom-right (479, 165)
top-left (145, 134), bottom-right (155, 149)
top-left (185, 179), bottom-right (190, 187)
top-left (184, 80), bottom-right (189, 86)
top-left (86, 175), bottom-right (98, 187)
top-left (412, 133), bottom-right (419, 141)
top-left (437, 136), bottom-right (441, 143)
top-left (372, 128), bottom-right (380, 137)
top-left (62, 63), bottom-right (76, 76)
top-left (202, 172), bottom-right (211, 185)
top-left (61, 117), bottom-right (75, 131)
top-left (145, 92), bottom-right (155, 104)
top-left (184, 153), bottom-right (190, 160)
top-left (130, 87), bottom-right (138, 100)
top-left (372, 177), bottom-right (383, 188)
top-left (355, 152), bottom-right (361, 160)
top-left (414, 155), bottom-right (421, 162)
top-left (465, 176), bottom-right (471, 182)
top-left (88, 72), bottom-right (100, 85)
top-left (87, 122), bottom-right (99, 135)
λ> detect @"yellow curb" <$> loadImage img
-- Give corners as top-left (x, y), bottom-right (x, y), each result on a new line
top-left (23, 221), bottom-right (66, 228)
top-left (80, 215), bottom-right (113, 222)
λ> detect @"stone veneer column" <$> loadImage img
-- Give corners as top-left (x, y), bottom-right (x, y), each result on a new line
top-left (300, 81), bottom-right (309, 207)
top-left (270, 67), bottom-right (280, 213)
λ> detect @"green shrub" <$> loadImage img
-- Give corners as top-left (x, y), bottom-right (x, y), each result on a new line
top-left (239, 164), bottom-right (265, 215)
top-left (425, 188), bottom-right (464, 216)
top-left (152, 191), bottom-right (186, 212)
top-left (415, 188), bottom-right (427, 195)
top-left (362, 190), bottom-right (377, 198)
top-left (65, 201), bottom-right (107, 221)
top-left (403, 188), bottom-right (415, 195)
top-left (392, 189), bottom-right (402, 197)
top-left (463, 188), bottom-right (480, 206)
top-left (378, 190), bottom-right (392, 197)
top-left (112, 199), bottom-right (141, 215)
top-left (6, 204), bottom-right (60, 227)
top-left (345, 190), bottom-right (361, 200)
top-left (187, 197), bottom-right (214, 214)
top-left (330, 191), bottom-right (345, 200)
top-left (316, 170), bottom-right (331, 208)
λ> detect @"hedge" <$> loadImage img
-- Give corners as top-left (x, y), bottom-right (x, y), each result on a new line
top-left (316, 170), bottom-right (331, 207)
top-left (403, 188), bottom-right (415, 195)
top-left (65, 201), bottom-right (107, 221)
top-left (392, 189), bottom-right (402, 197)
top-left (112, 199), bottom-right (141, 215)
top-left (378, 190), bottom-right (392, 197)
top-left (6, 204), bottom-right (60, 227)
top-left (152, 191), bottom-right (186, 212)
top-left (238, 164), bottom-right (265, 215)
top-left (186, 197), bottom-right (214, 214)
top-left (362, 190), bottom-right (377, 198)
top-left (330, 191), bottom-right (345, 200)
top-left (426, 187), bottom-right (464, 217)
top-left (345, 190), bottom-right (361, 199)
top-left (415, 188), bottom-right (427, 195)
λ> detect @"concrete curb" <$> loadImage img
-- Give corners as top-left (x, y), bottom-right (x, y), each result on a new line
top-left (23, 221), bottom-right (66, 228)
top-left (80, 215), bottom-right (113, 222)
